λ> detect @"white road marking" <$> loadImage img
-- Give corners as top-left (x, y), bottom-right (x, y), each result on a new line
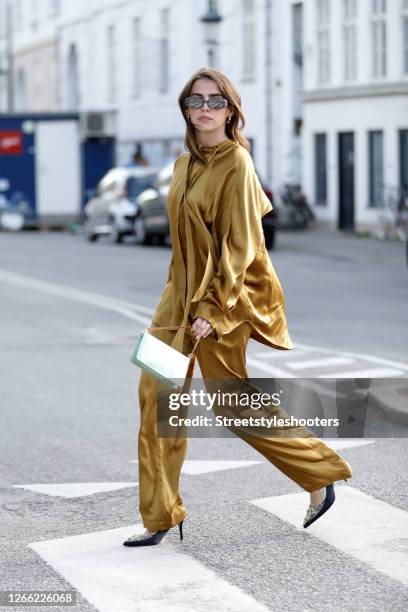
top-left (13, 482), bottom-right (138, 498)
top-left (0, 269), bottom-right (151, 325)
top-left (320, 439), bottom-right (375, 450)
top-left (252, 349), bottom-right (309, 360)
top-left (130, 443), bottom-right (374, 471)
top-left (181, 460), bottom-right (263, 474)
top-left (2, 268), bottom-right (406, 379)
top-left (29, 525), bottom-right (271, 612)
top-left (130, 459), bottom-right (263, 475)
top-left (249, 486), bottom-right (408, 587)
top-left (286, 356), bottom-right (354, 370)
top-left (317, 367), bottom-right (406, 378)
top-left (293, 342), bottom-right (408, 373)
top-left (246, 357), bottom-right (296, 378)
top-left (250, 343), bottom-right (408, 376)
top-left (83, 327), bottom-right (137, 345)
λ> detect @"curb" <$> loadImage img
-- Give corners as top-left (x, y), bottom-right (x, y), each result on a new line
top-left (370, 384), bottom-right (408, 428)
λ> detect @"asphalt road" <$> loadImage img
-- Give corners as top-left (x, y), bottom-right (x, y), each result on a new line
top-left (1, 228), bottom-right (407, 612)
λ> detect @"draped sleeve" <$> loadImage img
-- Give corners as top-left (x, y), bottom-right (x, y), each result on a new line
top-left (193, 150), bottom-right (273, 338)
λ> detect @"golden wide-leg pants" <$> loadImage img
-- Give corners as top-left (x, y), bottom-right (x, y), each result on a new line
top-left (137, 321), bottom-right (353, 531)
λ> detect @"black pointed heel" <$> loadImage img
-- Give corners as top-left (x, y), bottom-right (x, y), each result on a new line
top-left (123, 520), bottom-right (184, 547)
top-left (303, 483), bottom-right (335, 529)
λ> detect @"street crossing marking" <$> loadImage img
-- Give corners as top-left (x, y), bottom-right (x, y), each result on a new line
top-left (2, 268), bottom-right (406, 379)
top-left (289, 342), bottom-right (408, 373)
top-left (179, 459), bottom-right (263, 474)
top-left (249, 342), bottom-right (408, 378)
top-left (130, 445), bottom-right (374, 471)
top-left (252, 349), bottom-right (309, 360)
top-left (246, 357), bottom-right (296, 378)
top-left (28, 525), bottom-right (271, 612)
top-left (249, 486), bottom-right (408, 587)
top-left (13, 482), bottom-right (138, 498)
top-left (0, 268), bottom-right (152, 325)
top-left (317, 367), bottom-right (407, 378)
top-left (318, 439), bottom-right (375, 450)
top-left (14, 445), bottom-right (373, 499)
top-left (130, 459), bottom-right (263, 474)
top-left (286, 356), bottom-right (354, 370)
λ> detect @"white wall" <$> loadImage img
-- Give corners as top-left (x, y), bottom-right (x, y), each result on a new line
top-left (0, 0), bottom-right (9, 111)
top-left (6, 0), bottom-right (303, 197)
top-left (304, 94), bottom-right (408, 225)
top-left (302, 0), bottom-right (408, 229)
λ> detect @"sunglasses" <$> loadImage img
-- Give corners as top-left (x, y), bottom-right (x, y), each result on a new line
top-left (184, 95), bottom-right (229, 110)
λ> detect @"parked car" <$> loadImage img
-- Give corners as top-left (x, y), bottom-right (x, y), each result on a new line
top-left (256, 170), bottom-right (278, 250)
top-left (83, 167), bottom-right (159, 243)
top-left (134, 161), bottom-right (278, 249)
top-left (133, 162), bottom-right (174, 246)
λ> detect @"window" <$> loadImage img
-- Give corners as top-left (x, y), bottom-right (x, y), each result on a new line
top-left (107, 25), bottom-right (116, 103)
top-left (372, 0), bottom-right (387, 11)
top-left (242, 0), bottom-right (256, 81)
top-left (368, 131), bottom-right (384, 207)
top-left (126, 174), bottom-right (157, 200)
top-left (67, 43), bottom-right (79, 110)
top-left (293, 3), bottom-right (303, 66)
top-left (403, 0), bottom-right (408, 74)
top-left (342, 0), bottom-right (357, 81)
top-left (15, 67), bottom-right (26, 110)
top-left (132, 17), bottom-right (141, 98)
top-left (316, 0), bottom-right (331, 84)
top-left (399, 130), bottom-right (408, 194)
top-left (371, 0), bottom-right (387, 78)
top-left (31, 0), bottom-right (39, 30)
top-left (159, 8), bottom-right (169, 93)
top-left (50, 0), bottom-right (61, 17)
top-left (315, 133), bottom-right (327, 205)
top-left (13, 0), bottom-right (23, 31)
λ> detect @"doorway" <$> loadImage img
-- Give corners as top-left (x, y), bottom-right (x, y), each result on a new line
top-left (338, 132), bottom-right (355, 231)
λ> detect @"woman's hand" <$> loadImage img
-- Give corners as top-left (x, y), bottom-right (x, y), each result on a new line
top-left (191, 317), bottom-right (214, 339)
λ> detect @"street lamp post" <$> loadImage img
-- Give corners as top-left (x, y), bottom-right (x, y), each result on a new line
top-left (200, 0), bottom-right (222, 68)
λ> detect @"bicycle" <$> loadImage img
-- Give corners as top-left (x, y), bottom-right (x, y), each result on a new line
top-left (376, 184), bottom-right (408, 241)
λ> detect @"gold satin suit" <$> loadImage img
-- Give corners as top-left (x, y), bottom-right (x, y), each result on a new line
top-left (137, 139), bottom-right (352, 531)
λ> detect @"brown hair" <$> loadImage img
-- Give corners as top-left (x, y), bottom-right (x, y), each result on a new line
top-left (178, 67), bottom-right (251, 165)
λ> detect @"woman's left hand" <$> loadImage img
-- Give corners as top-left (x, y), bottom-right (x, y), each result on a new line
top-left (191, 317), bottom-right (214, 339)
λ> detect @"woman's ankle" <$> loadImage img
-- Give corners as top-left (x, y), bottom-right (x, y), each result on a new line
top-left (309, 487), bottom-right (325, 506)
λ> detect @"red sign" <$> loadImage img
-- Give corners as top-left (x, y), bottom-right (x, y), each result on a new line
top-left (0, 130), bottom-right (23, 155)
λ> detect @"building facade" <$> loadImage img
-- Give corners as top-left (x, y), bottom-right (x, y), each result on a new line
top-left (302, 0), bottom-right (408, 231)
top-left (0, 0), bottom-right (60, 111)
top-left (4, 1), bottom-right (407, 230)
top-left (0, 0), bottom-right (303, 203)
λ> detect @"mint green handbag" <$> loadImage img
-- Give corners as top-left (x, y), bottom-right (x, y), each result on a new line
top-left (130, 325), bottom-right (201, 393)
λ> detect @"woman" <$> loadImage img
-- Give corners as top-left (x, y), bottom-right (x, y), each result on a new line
top-left (123, 68), bottom-right (352, 547)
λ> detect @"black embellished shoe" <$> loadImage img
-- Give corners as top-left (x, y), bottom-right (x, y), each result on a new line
top-left (303, 483), bottom-right (335, 528)
top-left (123, 520), bottom-right (184, 547)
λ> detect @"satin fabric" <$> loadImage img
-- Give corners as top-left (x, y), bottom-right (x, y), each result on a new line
top-left (151, 138), bottom-right (293, 354)
top-left (137, 138), bottom-right (352, 531)
top-left (137, 323), bottom-right (353, 531)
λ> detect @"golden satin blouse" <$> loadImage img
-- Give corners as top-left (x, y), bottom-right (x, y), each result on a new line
top-left (151, 138), bottom-right (293, 353)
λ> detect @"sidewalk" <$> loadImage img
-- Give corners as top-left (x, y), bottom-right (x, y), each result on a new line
top-left (370, 379), bottom-right (408, 427)
top-left (277, 225), bottom-right (408, 427)
top-left (276, 225), bottom-right (406, 269)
